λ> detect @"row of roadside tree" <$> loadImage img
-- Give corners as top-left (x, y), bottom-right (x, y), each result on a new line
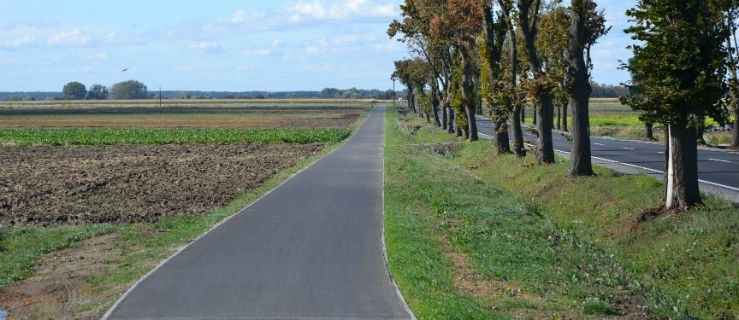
top-left (389, 0), bottom-right (739, 212)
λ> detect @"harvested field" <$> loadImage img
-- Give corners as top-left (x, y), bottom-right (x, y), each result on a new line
top-left (0, 143), bottom-right (323, 226)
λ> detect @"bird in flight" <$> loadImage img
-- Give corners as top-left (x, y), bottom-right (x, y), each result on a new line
top-left (121, 68), bottom-right (128, 72)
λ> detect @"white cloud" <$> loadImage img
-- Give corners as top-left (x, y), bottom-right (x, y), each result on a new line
top-left (229, 11), bottom-right (248, 23)
top-left (0, 35), bottom-right (33, 48)
top-left (288, 1), bottom-right (328, 22)
top-left (88, 52), bottom-right (109, 61)
top-left (241, 48), bottom-right (272, 57)
top-left (285, 0), bottom-right (398, 23)
top-left (192, 41), bottom-right (219, 49)
top-left (47, 29), bottom-right (91, 46)
top-left (191, 41), bottom-right (223, 54)
top-left (373, 41), bottom-right (403, 53)
top-left (305, 37), bottom-right (329, 54)
top-left (370, 4), bottom-right (395, 16)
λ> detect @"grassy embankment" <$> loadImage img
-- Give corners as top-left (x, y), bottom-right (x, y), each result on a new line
top-left (0, 108), bottom-right (368, 318)
top-left (384, 109), bottom-right (737, 319)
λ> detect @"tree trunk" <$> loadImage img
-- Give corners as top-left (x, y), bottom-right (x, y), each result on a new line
top-left (466, 104), bottom-right (478, 141)
top-left (665, 119), bottom-right (702, 210)
top-left (431, 81), bottom-right (442, 127)
top-left (441, 89), bottom-right (449, 131)
top-left (556, 105), bottom-right (562, 130)
top-left (522, 105), bottom-right (526, 123)
top-left (456, 111), bottom-right (464, 137)
top-left (567, 0), bottom-right (593, 176)
top-left (645, 122), bottom-right (654, 140)
top-left (725, 36), bottom-right (739, 147)
top-left (448, 105), bottom-right (456, 134)
top-left (536, 96), bottom-right (555, 164)
top-left (532, 107), bottom-right (537, 125)
top-left (511, 105), bottom-right (526, 157)
top-left (445, 81), bottom-right (455, 134)
top-left (733, 108), bottom-right (739, 148)
top-left (493, 108), bottom-right (512, 154)
top-left (460, 49), bottom-right (479, 142)
top-left (504, 6), bottom-right (520, 156)
top-left (696, 116), bottom-right (706, 145)
top-left (459, 106), bottom-right (469, 139)
top-left (562, 103), bottom-right (568, 132)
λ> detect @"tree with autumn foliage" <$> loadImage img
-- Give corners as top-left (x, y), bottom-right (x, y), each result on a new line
top-left (393, 58), bottom-right (432, 118)
top-left (429, 0), bottom-right (483, 141)
top-left (389, 0), bottom-right (454, 132)
top-left (389, 0), bottom-right (485, 142)
top-left (622, 0), bottom-right (731, 210)
top-left (480, 1), bottom-right (512, 154)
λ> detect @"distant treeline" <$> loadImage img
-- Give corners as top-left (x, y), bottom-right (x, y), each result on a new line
top-left (0, 87), bottom-right (408, 101)
top-left (590, 82), bottom-right (630, 98)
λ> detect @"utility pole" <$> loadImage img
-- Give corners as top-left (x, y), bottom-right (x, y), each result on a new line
top-left (392, 77), bottom-right (396, 109)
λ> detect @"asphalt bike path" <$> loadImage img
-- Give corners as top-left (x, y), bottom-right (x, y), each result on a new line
top-left (105, 106), bottom-right (411, 319)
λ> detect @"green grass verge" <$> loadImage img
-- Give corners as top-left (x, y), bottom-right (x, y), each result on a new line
top-left (0, 224), bottom-right (117, 286)
top-left (0, 127), bottom-right (351, 145)
top-left (385, 112), bottom-right (645, 319)
top-left (386, 112), bottom-right (737, 319)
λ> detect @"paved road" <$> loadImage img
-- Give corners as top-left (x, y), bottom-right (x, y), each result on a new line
top-left (476, 117), bottom-right (739, 201)
top-left (105, 106), bottom-right (411, 320)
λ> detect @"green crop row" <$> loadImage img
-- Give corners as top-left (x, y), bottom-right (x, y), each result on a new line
top-left (0, 127), bottom-right (352, 145)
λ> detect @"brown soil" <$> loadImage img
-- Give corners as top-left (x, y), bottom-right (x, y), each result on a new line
top-left (0, 233), bottom-right (124, 320)
top-left (0, 143), bottom-right (323, 226)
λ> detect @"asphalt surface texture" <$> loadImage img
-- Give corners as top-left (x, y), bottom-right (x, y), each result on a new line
top-left (475, 116), bottom-right (739, 202)
top-left (104, 106), bottom-right (411, 320)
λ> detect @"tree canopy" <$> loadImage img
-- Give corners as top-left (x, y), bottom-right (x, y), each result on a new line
top-left (87, 84), bottom-right (108, 100)
top-left (62, 81), bottom-right (87, 100)
top-left (110, 80), bottom-right (149, 100)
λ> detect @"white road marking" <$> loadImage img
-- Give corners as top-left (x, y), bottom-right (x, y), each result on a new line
top-left (545, 145), bottom-right (739, 193)
top-left (708, 158), bottom-right (733, 164)
top-left (587, 155), bottom-right (739, 192)
top-left (594, 143), bottom-right (605, 146)
top-left (658, 152), bottom-right (664, 154)
top-left (622, 147), bottom-right (636, 151)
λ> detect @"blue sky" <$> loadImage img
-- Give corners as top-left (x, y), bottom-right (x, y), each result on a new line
top-left (1, 0), bottom-right (636, 92)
